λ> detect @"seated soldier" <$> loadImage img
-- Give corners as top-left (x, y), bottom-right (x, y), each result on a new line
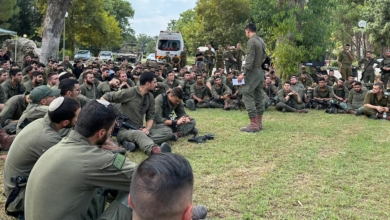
top-left (97, 78), bottom-right (120, 97)
top-left (151, 82), bottom-right (170, 98)
top-left (129, 153), bottom-right (207, 220)
top-left (329, 70), bottom-right (339, 85)
top-left (0, 92), bottom-right (30, 127)
top-left (290, 75), bottom-right (305, 100)
top-left (276, 81), bottom-right (308, 113)
top-left (164, 71), bottom-right (183, 89)
top-left (186, 74), bottom-right (210, 110)
top-left (154, 88), bottom-right (198, 139)
top-left (182, 71), bottom-right (195, 103)
top-left (226, 71), bottom-right (243, 110)
top-left (344, 74), bottom-right (355, 91)
top-left (322, 73), bottom-right (334, 87)
top-left (328, 78), bottom-right (349, 114)
top-left (362, 82), bottom-right (390, 119)
top-left (206, 70), bottom-right (227, 92)
top-left (1, 69), bottom-right (26, 100)
top-left (298, 71), bottom-right (315, 108)
top-left (79, 72), bottom-right (98, 99)
top-left (346, 81), bottom-right (367, 115)
top-left (263, 75), bottom-right (279, 109)
top-left (47, 72), bottom-right (59, 88)
top-left (209, 75), bottom-right (232, 110)
top-left (312, 77), bottom-right (334, 109)
top-left (16, 86), bottom-right (60, 134)
top-left (3, 97), bottom-right (80, 218)
top-left (269, 70), bottom-right (282, 90)
top-left (118, 71), bottom-right (135, 91)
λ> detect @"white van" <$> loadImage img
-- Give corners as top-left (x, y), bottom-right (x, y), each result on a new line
top-left (155, 31), bottom-right (184, 63)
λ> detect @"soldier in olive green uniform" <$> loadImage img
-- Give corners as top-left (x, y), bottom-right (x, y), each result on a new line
top-left (97, 79), bottom-right (119, 97)
top-left (60, 56), bottom-right (74, 72)
top-left (215, 45), bottom-right (224, 70)
top-left (276, 81), bottom-right (307, 113)
top-left (4, 97), bottom-right (79, 217)
top-left (25, 47), bottom-right (35, 60)
top-left (338, 44), bottom-right (354, 80)
top-left (101, 72), bottom-right (172, 155)
top-left (346, 81), bottom-right (367, 115)
top-left (358, 51), bottom-right (379, 83)
top-left (237, 24), bottom-right (267, 132)
top-left (80, 72), bottom-right (98, 99)
top-left (23, 71), bottom-right (43, 93)
top-left (186, 74), bottom-right (210, 110)
top-left (235, 43), bottom-right (246, 71)
top-left (223, 45), bottom-right (236, 72)
top-left (0, 93), bottom-right (30, 126)
top-left (312, 77), bottom-right (334, 109)
top-left (263, 75), bottom-right (279, 109)
top-left (362, 82), bottom-right (390, 119)
top-left (343, 75), bottom-right (355, 91)
top-left (164, 71), bottom-right (184, 89)
top-left (180, 48), bottom-right (187, 68)
top-left (1, 69), bottom-right (26, 99)
top-left (163, 52), bottom-right (171, 64)
top-left (329, 78), bottom-right (349, 113)
top-left (328, 70), bottom-right (339, 85)
top-left (379, 50), bottom-right (390, 89)
top-left (182, 72), bottom-right (195, 102)
top-left (210, 75), bottom-right (232, 110)
top-left (204, 44), bottom-right (215, 77)
top-left (25, 100), bottom-right (136, 220)
top-left (172, 54), bottom-right (180, 70)
top-left (151, 82), bottom-right (170, 98)
top-left (269, 70), bottom-right (282, 90)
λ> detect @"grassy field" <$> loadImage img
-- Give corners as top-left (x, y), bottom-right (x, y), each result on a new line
top-left (0, 106), bottom-right (389, 219)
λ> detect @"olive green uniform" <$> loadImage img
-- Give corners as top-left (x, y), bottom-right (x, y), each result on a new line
top-left (151, 82), bottom-right (169, 98)
top-left (24, 130), bottom-right (137, 220)
top-left (78, 72), bottom-right (100, 87)
top-left (223, 50), bottom-right (235, 72)
top-left (154, 93), bottom-right (196, 135)
top-left (329, 76), bottom-right (339, 85)
top-left (362, 91), bottom-right (390, 117)
top-left (210, 83), bottom-right (231, 108)
top-left (0, 93), bottom-right (28, 125)
top-left (331, 85), bottom-right (349, 110)
top-left (16, 104), bottom-right (48, 134)
top-left (276, 89), bottom-right (305, 112)
top-left (358, 58), bottom-right (379, 83)
top-left (186, 83), bottom-right (210, 109)
top-left (298, 77), bottom-right (313, 89)
top-left (215, 50), bottom-right (224, 70)
top-left (164, 79), bottom-right (184, 89)
top-left (21, 75), bottom-right (31, 84)
top-left (343, 81), bottom-right (354, 91)
top-left (242, 34), bottom-right (266, 118)
top-left (23, 80), bottom-right (39, 93)
top-left (180, 51), bottom-right (187, 67)
top-left (313, 85), bottom-right (334, 108)
top-left (291, 83), bottom-right (306, 100)
top-left (0, 85), bottom-right (7, 104)
top-left (379, 58), bottom-right (390, 89)
top-left (338, 50), bottom-right (353, 80)
top-left (234, 48), bottom-right (246, 71)
top-left (204, 49), bottom-right (215, 77)
top-left (271, 76), bottom-right (282, 90)
top-left (80, 83), bottom-right (98, 99)
top-left (182, 79), bottom-right (195, 100)
top-left (102, 87), bottom-right (172, 155)
top-left (1, 80), bottom-right (26, 99)
top-left (3, 115), bottom-right (61, 213)
top-left (60, 61), bottom-right (73, 72)
top-left (97, 82), bottom-right (116, 97)
top-left (346, 88), bottom-right (367, 112)
top-left (163, 55), bottom-right (171, 64)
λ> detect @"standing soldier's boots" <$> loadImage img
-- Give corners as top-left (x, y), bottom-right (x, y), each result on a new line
top-left (240, 117), bottom-right (260, 133)
top-left (256, 114), bottom-right (263, 130)
top-left (0, 129), bottom-right (15, 151)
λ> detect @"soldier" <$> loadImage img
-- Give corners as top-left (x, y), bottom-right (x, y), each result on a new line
top-left (118, 71), bottom-right (135, 90)
top-left (269, 70), bottom-right (282, 90)
top-left (1, 69), bottom-right (26, 99)
top-left (22, 66), bottom-right (34, 83)
top-left (209, 75), bottom-right (231, 110)
top-left (172, 54), bottom-right (180, 70)
top-left (338, 44), bottom-right (354, 80)
top-left (129, 153), bottom-right (208, 220)
top-left (97, 78), bottom-right (120, 97)
top-left (204, 44), bottom-right (215, 77)
top-left (22, 55), bottom-right (32, 69)
top-left (328, 70), bottom-right (339, 85)
top-left (60, 56), bottom-right (74, 72)
top-left (73, 61), bottom-right (84, 79)
top-left (0, 92), bottom-right (30, 127)
top-left (59, 79), bottom-right (91, 108)
top-left (290, 75), bottom-right (305, 97)
top-left (328, 78), bottom-right (349, 113)
top-left (195, 49), bottom-right (204, 70)
top-left (180, 47), bottom-right (187, 68)
top-left (164, 71), bottom-right (183, 89)
top-left (0, 68), bottom-right (8, 84)
top-left (163, 52), bottom-right (171, 64)
top-left (358, 51), bottom-right (378, 84)
top-left (237, 23), bottom-right (267, 132)
top-left (24, 100), bottom-right (137, 220)
top-left (223, 45), bottom-right (236, 72)
top-left (3, 97), bottom-right (80, 218)
top-left (154, 87), bottom-right (198, 139)
top-left (322, 73), bottom-right (334, 87)
top-left (346, 81), bottom-right (367, 115)
top-left (312, 77), bottom-right (334, 109)
top-left (379, 50), bottom-right (390, 89)
top-left (215, 45), bottom-right (224, 70)
top-left (343, 75), bottom-right (355, 91)
top-left (186, 74), bottom-right (210, 111)
top-left (97, 68), bottom-right (113, 82)
top-left (80, 72), bottom-right (98, 99)
top-left (23, 71), bottom-right (43, 92)
top-left (276, 81), bottom-right (308, 113)
top-left (182, 71), bottom-right (195, 102)
top-left (362, 82), bottom-right (390, 119)
top-left (25, 47), bottom-right (35, 60)
top-left (263, 75), bottom-right (279, 109)
top-left (78, 69), bottom-right (100, 87)
top-left (0, 49), bottom-right (10, 61)
top-left (235, 43), bottom-right (246, 71)
top-left (101, 72), bottom-right (173, 155)
top-left (47, 72), bottom-right (59, 88)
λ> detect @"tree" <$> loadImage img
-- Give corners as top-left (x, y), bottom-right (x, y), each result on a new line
top-left (103, 0), bottom-right (136, 41)
top-left (9, 0), bottom-right (43, 41)
top-left (167, 19), bottom-right (177, 31)
top-left (40, 0), bottom-right (72, 64)
top-left (145, 36), bottom-right (158, 54)
top-left (0, 0), bottom-right (19, 29)
top-left (137, 34), bottom-right (156, 53)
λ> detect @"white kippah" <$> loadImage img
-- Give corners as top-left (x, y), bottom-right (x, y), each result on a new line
top-left (58, 72), bottom-right (68, 77)
top-left (49, 97), bottom-right (64, 111)
top-left (96, 99), bottom-right (110, 107)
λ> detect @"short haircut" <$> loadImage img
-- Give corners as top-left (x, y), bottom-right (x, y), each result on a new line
top-left (47, 72), bottom-right (58, 80)
top-left (354, 81), bottom-right (362, 86)
top-left (25, 66), bottom-right (34, 73)
top-left (301, 70), bottom-right (307, 75)
top-left (170, 87), bottom-right (184, 99)
top-left (290, 75), bottom-right (297, 80)
top-left (48, 97), bottom-right (80, 123)
top-left (184, 71), bottom-right (190, 75)
top-left (31, 60), bottom-right (38, 65)
top-left (37, 63), bottom-right (46, 68)
top-left (317, 77), bottom-right (325, 82)
top-left (284, 81), bottom-right (291, 85)
top-left (59, 72), bottom-right (74, 81)
top-left (329, 69), bottom-right (334, 73)
top-left (59, 79), bottom-right (79, 96)
top-left (74, 100), bottom-right (120, 138)
top-left (139, 72), bottom-right (156, 86)
top-left (9, 69), bottom-right (21, 77)
top-left (130, 153), bottom-right (194, 220)
top-left (245, 23), bottom-right (257, 32)
top-left (374, 82), bottom-right (383, 90)
top-left (339, 78), bottom-right (345, 82)
top-left (349, 74), bottom-right (355, 78)
top-left (83, 72), bottom-right (93, 80)
top-left (366, 51), bottom-right (372, 54)
top-left (102, 68), bottom-right (109, 72)
top-left (32, 71), bottom-right (43, 77)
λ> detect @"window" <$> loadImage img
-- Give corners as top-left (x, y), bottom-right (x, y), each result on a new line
top-left (158, 40), bottom-right (180, 51)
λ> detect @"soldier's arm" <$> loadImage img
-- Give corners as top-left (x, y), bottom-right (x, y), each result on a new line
top-left (363, 92), bottom-right (380, 110)
top-left (277, 90), bottom-right (287, 103)
top-left (223, 84), bottom-right (232, 95)
top-left (0, 104), bottom-right (15, 125)
top-left (174, 103), bottom-right (188, 118)
top-left (79, 85), bottom-right (87, 96)
top-left (154, 95), bottom-right (167, 124)
top-left (243, 39), bottom-right (256, 74)
top-left (326, 87), bottom-right (334, 100)
top-left (211, 86), bottom-right (220, 100)
top-left (358, 58), bottom-right (364, 67)
top-left (145, 94), bottom-right (155, 130)
top-left (344, 88), bottom-right (349, 101)
top-left (347, 91), bottom-right (353, 104)
top-left (77, 94), bottom-right (91, 108)
top-left (101, 88), bottom-right (132, 104)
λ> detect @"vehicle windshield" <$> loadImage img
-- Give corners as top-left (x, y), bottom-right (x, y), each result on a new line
top-left (100, 52), bottom-right (111, 56)
top-left (158, 40), bottom-right (180, 51)
top-left (78, 51), bottom-right (89, 54)
top-left (148, 53), bottom-right (154, 57)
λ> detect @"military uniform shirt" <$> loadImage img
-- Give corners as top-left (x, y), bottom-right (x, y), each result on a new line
top-left (363, 91), bottom-right (390, 107)
top-left (211, 84), bottom-right (232, 100)
top-left (1, 80), bottom-right (26, 99)
top-left (234, 49), bottom-right (246, 60)
top-left (164, 79), bottom-right (183, 89)
top-left (278, 89), bottom-right (301, 105)
top-left (80, 83), bottom-right (97, 99)
top-left (313, 85), bottom-right (334, 98)
top-left (25, 130), bottom-right (137, 220)
top-left (0, 93), bottom-right (29, 125)
top-left (216, 50), bottom-right (224, 61)
top-left (16, 103), bottom-right (48, 134)
top-left (154, 94), bottom-right (187, 124)
top-left (22, 75), bottom-right (31, 84)
top-left (243, 34), bottom-right (266, 73)
top-left (338, 51), bottom-right (353, 65)
top-left (332, 85), bottom-right (349, 99)
top-left (358, 58), bottom-right (379, 75)
top-left (23, 80), bottom-right (38, 92)
top-left (263, 84), bottom-right (278, 97)
top-left (190, 83), bottom-right (208, 99)
top-left (97, 81), bottom-right (116, 97)
top-left (348, 88), bottom-right (367, 105)
top-left (298, 77), bottom-right (313, 88)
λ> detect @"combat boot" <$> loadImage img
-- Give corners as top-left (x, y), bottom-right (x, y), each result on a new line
top-left (240, 117), bottom-right (260, 133)
top-left (255, 114), bottom-right (263, 130)
top-left (223, 101), bottom-right (231, 110)
top-left (0, 129), bottom-right (15, 151)
top-left (192, 205), bottom-right (208, 220)
top-left (188, 127), bottom-right (198, 136)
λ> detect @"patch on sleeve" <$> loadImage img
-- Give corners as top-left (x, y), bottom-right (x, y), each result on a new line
top-left (112, 153), bottom-right (126, 170)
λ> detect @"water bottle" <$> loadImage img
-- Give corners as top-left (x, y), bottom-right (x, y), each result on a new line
top-left (383, 112), bottom-right (387, 122)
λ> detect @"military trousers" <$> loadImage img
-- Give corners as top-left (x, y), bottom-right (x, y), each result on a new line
top-left (180, 59), bottom-right (187, 68)
top-left (97, 191), bottom-right (132, 220)
top-left (216, 61), bottom-right (224, 70)
top-left (172, 118), bottom-right (196, 135)
top-left (362, 106), bottom-right (379, 117)
top-left (237, 60), bottom-right (243, 71)
top-left (242, 68), bottom-right (264, 118)
top-left (363, 72), bottom-right (375, 84)
top-left (330, 100), bottom-right (348, 110)
top-left (275, 102), bottom-right (305, 112)
top-left (206, 63), bottom-right (214, 77)
top-left (225, 62), bottom-right (233, 73)
top-left (186, 99), bottom-right (209, 110)
top-left (340, 65), bottom-right (352, 80)
top-left (196, 61), bottom-right (204, 70)
top-left (381, 73), bottom-right (390, 90)
top-left (209, 100), bottom-right (225, 108)
top-left (346, 104), bottom-right (363, 114)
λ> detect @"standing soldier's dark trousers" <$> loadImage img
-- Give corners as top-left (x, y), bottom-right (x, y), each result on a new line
top-left (381, 73), bottom-right (390, 90)
top-left (237, 60), bottom-right (243, 71)
top-left (216, 61), bottom-right (224, 70)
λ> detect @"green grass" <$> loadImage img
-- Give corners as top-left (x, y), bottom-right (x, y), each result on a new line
top-left (0, 107), bottom-right (389, 219)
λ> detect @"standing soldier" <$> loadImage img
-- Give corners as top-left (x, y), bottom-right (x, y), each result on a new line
top-left (204, 44), bottom-right (215, 77)
top-left (163, 52), bottom-right (171, 64)
top-left (215, 45), bottom-right (224, 70)
top-left (338, 44), bottom-right (354, 80)
top-left (358, 51), bottom-right (379, 84)
top-left (223, 45), bottom-right (236, 72)
top-left (171, 54), bottom-right (180, 71)
top-left (25, 47), bottom-right (35, 59)
top-left (180, 47), bottom-right (187, 68)
top-left (235, 43), bottom-right (246, 71)
top-left (379, 50), bottom-right (390, 90)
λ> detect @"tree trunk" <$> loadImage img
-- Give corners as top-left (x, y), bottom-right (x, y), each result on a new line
top-left (40, 0), bottom-right (72, 64)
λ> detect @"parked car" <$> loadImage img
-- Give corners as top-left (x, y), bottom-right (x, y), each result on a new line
top-left (74, 50), bottom-right (91, 61)
top-left (146, 53), bottom-right (156, 62)
top-left (98, 51), bottom-right (113, 62)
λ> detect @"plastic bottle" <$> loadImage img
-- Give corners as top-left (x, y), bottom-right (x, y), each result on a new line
top-left (383, 112), bottom-right (387, 122)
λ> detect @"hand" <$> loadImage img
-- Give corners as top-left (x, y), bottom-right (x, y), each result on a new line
top-left (140, 128), bottom-right (149, 135)
top-left (385, 107), bottom-right (389, 112)
top-left (177, 117), bottom-right (186, 125)
top-left (237, 74), bottom-right (245, 83)
top-left (197, 98), bottom-right (203, 103)
top-left (377, 106), bottom-right (385, 113)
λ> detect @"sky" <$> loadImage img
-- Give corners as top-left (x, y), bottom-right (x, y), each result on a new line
top-left (128, 0), bottom-right (197, 37)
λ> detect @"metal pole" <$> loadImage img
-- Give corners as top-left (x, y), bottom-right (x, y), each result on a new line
top-left (63, 17), bottom-right (65, 61)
